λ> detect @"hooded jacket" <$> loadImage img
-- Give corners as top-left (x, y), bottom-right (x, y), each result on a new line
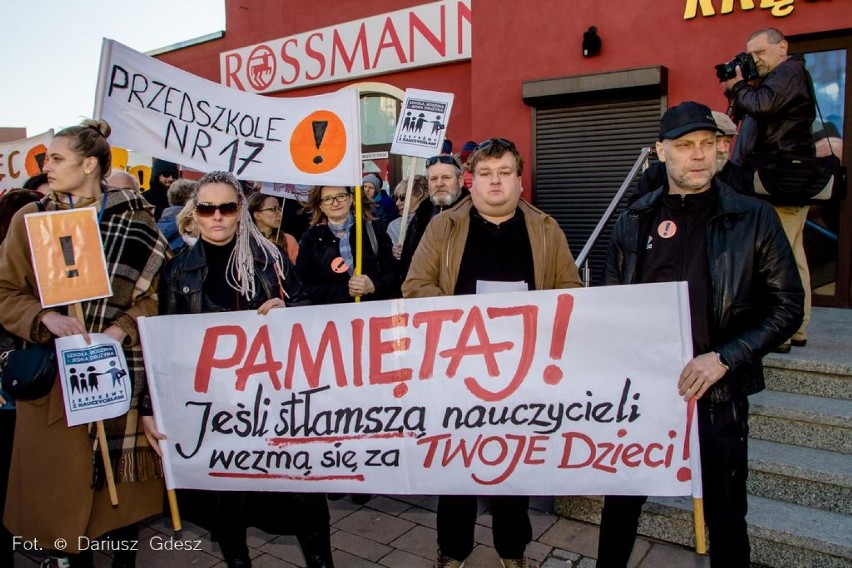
top-left (606, 180), bottom-right (804, 401)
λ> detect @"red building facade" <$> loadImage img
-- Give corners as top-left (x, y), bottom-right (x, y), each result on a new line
top-left (158, 0), bottom-right (852, 305)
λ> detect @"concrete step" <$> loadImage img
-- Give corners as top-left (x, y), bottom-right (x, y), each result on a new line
top-left (555, 494), bottom-right (852, 567)
top-left (749, 439), bottom-right (852, 515)
top-left (748, 390), bottom-right (852, 455)
top-left (763, 354), bottom-right (852, 400)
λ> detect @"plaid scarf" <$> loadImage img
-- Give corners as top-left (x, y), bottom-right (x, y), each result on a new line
top-left (46, 187), bottom-right (169, 487)
top-left (328, 212), bottom-right (355, 275)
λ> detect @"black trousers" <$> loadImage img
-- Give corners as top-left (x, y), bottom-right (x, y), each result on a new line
top-left (437, 495), bottom-right (532, 560)
top-left (597, 397), bottom-right (750, 568)
top-left (1, 410), bottom-right (15, 568)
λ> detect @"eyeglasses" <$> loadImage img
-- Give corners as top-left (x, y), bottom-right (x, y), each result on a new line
top-left (393, 194), bottom-right (406, 201)
top-left (476, 138), bottom-right (516, 151)
top-left (195, 202), bottom-right (240, 217)
top-left (258, 206), bottom-right (282, 214)
top-left (319, 192), bottom-right (351, 206)
top-left (425, 154), bottom-right (462, 169)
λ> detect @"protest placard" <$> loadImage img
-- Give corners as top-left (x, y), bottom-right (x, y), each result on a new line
top-left (24, 208), bottom-right (112, 308)
top-left (93, 39), bottom-right (361, 186)
top-left (0, 130), bottom-right (53, 194)
top-left (56, 334), bottom-right (132, 427)
top-left (139, 282), bottom-right (701, 497)
top-left (390, 88), bottom-right (454, 159)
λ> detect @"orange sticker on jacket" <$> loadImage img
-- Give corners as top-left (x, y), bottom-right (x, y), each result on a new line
top-left (331, 256), bottom-right (349, 273)
top-left (658, 220), bottom-right (677, 239)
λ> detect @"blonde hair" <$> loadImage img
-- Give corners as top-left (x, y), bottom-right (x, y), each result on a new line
top-left (193, 171), bottom-right (285, 299)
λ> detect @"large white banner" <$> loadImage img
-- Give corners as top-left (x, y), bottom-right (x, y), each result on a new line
top-left (93, 40), bottom-right (361, 186)
top-left (139, 283), bottom-right (701, 497)
top-left (0, 130), bottom-right (53, 194)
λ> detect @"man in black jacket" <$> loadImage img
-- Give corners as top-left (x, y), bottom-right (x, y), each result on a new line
top-left (726, 27), bottom-right (815, 352)
top-left (596, 102), bottom-right (803, 568)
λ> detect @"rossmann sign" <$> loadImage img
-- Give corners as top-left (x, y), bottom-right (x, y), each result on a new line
top-left (220, 0), bottom-right (472, 94)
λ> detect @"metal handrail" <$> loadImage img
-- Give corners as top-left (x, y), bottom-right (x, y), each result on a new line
top-left (576, 147), bottom-right (651, 286)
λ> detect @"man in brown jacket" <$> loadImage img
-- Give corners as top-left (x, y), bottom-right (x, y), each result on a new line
top-left (402, 138), bottom-right (582, 568)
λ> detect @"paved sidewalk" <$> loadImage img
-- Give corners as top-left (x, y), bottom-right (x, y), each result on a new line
top-left (14, 495), bottom-right (709, 567)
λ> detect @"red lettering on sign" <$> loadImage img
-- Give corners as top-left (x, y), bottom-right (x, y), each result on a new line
top-left (558, 430), bottom-right (677, 474)
top-left (331, 24), bottom-right (370, 76)
top-left (412, 309), bottom-right (463, 379)
top-left (372, 17), bottom-right (407, 68)
top-left (194, 326), bottom-right (247, 393)
top-left (457, 0), bottom-right (472, 55)
top-left (464, 305), bottom-right (538, 402)
top-left (285, 322), bottom-right (346, 389)
top-left (280, 38), bottom-right (301, 85)
top-left (305, 32), bottom-right (327, 81)
top-left (369, 313), bottom-right (413, 384)
top-left (441, 306), bottom-right (512, 378)
top-left (409, 4), bottom-right (446, 59)
top-left (234, 324), bottom-right (282, 391)
top-left (222, 53), bottom-right (245, 91)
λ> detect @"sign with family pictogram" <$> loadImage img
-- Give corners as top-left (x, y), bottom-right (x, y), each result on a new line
top-left (56, 334), bottom-right (132, 427)
top-left (390, 88), bottom-right (454, 159)
top-left (93, 39), bottom-right (362, 186)
top-left (139, 282), bottom-right (702, 498)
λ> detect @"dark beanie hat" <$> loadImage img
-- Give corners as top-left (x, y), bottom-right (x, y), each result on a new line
top-left (442, 139), bottom-right (453, 154)
top-left (152, 158), bottom-right (180, 179)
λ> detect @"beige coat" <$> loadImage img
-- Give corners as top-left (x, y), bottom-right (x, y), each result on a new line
top-left (0, 197), bottom-right (163, 552)
top-left (402, 197), bottom-right (583, 297)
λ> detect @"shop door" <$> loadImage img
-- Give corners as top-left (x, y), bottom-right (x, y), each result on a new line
top-left (532, 97), bottom-right (661, 285)
top-left (792, 33), bottom-right (851, 307)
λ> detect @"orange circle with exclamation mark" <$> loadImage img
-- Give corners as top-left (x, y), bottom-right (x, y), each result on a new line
top-left (290, 110), bottom-right (347, 174)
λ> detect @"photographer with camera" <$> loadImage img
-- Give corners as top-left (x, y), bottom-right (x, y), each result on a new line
top-left (722, 27), bottom-right (815, 352)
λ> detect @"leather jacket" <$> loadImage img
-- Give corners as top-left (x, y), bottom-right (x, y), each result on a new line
top-left (606, 181), bottom-right (804, 401)
top-left (159, 239), bottom-right (309, 316)
top-left (730, 54), bottom-right (816, 166)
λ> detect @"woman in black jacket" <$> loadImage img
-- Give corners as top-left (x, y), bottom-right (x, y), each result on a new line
top-left (295, 185), bottom-right (398, 305)
top-left (143, 171), bottom-right (333, 568)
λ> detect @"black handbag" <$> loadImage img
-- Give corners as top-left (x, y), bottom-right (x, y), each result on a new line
top-left (752, 68), bottom-right (847, 206)
top-left (0, 341), bottom-right (58, 401)
top-left (753, 152), bottom-right (845, 205)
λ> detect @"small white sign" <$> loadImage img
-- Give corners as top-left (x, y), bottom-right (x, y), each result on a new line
top-left (362, 151), bottom-right (389, 160)
top-left (56, 334), bottom-right (131, 427)
top-left (391, 89), bottom-right (455, 159)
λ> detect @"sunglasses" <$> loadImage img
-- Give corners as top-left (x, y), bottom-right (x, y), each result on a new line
top-left (425, 154), bottom-right (462, 169)
top-left (476, 138), bottom-right (516, 151)
top-left (320, 192), bottom-right (351, 206)
top-left (195, 202), bottom-right (240, 217)
top-left (258, 206), bottom-right (282, 214)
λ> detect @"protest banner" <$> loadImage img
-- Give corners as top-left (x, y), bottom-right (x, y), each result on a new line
top-left (0, 130), bottom-right (53, 194)
top-left (24, 208), bottom-right (112, 308)
top-left (139, 282), bottom-right (701, 498)
top-left (93, 39), bottom-right (361, 187)
top-left (55, 334), bottom-right (132, 427)
top-left (390, 88), bottom-right (454, 159)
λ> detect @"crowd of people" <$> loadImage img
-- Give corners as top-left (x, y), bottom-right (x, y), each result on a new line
top-left (0, 26), bottom-right (817, 568)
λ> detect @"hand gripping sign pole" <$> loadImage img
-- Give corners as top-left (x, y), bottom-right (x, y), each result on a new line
top-left (70, 303), bottom-right (119, 507)
top-left (390, 88), bottom-right (455, 248)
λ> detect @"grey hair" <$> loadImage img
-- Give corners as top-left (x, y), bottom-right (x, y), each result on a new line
top-left (193, 171), bottom-right (285, 300)
top-left (748, 28), bottom-right (784, 44)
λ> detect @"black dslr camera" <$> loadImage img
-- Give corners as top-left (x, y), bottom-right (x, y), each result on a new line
top-left (715, 52), bottom-right (759, 82)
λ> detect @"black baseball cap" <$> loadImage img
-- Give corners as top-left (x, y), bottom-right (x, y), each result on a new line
top-left (659, 102), bottom-right (719, 140)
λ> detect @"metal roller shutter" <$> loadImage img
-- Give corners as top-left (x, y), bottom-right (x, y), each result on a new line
top-left (533, 98), bottom-right (661, 285)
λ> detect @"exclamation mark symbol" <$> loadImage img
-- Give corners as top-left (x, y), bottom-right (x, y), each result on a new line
top-left (676, 398), bottom-right (696, 482)
top-left (543, 293), bottom-right (574, 384)
top-left (312, 121), bottom-right (328, 164)
top-left (59, 236), bottom-right (79, 278)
